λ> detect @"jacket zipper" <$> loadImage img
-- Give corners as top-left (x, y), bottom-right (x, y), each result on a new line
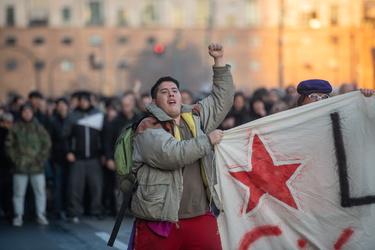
top-left (85, 114), bottom-right (90, 158)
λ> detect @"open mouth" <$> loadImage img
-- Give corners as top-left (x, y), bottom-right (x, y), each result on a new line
top-left (168, 100), bottom-right (176, 105)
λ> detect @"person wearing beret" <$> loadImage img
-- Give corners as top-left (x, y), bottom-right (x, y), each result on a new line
top-left (296, 79), bottom-right (374, 106)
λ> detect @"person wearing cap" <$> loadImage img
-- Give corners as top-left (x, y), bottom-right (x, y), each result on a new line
top-left (128, 43), bottom-right (233, 249)
top-left (296, 79), bottom-right (374, 106)
top-left (61, 91), bottom-right (105, 223)
top-left (5, 103), bottom-right (51, 227)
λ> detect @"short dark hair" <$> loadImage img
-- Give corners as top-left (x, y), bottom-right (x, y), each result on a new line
top-left (73, 91), bottom-right (91, 102)
top-left (150, 76), bottom-right (180, 99)
top-left (28, 91), bottom-right (43, 99)
top-left (55, 97), bottom-right (69, 106)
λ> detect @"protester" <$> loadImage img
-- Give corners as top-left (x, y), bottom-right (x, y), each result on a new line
top-left (49, 98), bottom-right (70, 220)
top-left (138, 92), bottom-right (152, 115)
top-left (270, 100), bottom-right (289, 114)
top-left (5, 103), bottom-right (51, 227)
top-left (103, 93), bottom-right (142, 216)
top-left (251, 87), bottom-right (272, 114)
top-left (268, 88), bottom-right (282, 107)
top-left (220, 92), bottom-right (251, 129)
top-left (180, 89), bottom-right (194, 105)
top-left (0, 113), bottom-right (14, 222)
top-left (338, 83), bottom-right (356, 95)
top-left (248, 97), bottom-right (268, 121)
top-left (61, 91), bottom-right (105, 223)
top-left (28, 91), bottom-right (49, 130)
top-left (8, 95), bottom-right (24, 121)
top-left (283, 85), bottom-right (299, 109)
top-left (296, 79), bottom-right (373, 106)
top-left (127, 43), bottom-right (234, 249)
top-left (28, 91), bottom-right (53, 195)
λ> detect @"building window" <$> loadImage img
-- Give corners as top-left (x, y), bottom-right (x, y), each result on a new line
top-left (62, 7), bottom-right (71, 23)
top-left (309, 12), bottom-right (321, 29)
top-left (60, 60), bottom-right (74, 72)
top-left (195, 1), bottom-right (209, 27)
top-left (330, 36), bottom-right (339, 44)
top-left (89, 35), bottom-right (102, 46)
top-left (29, 0), bottom-right (48, 26)
top-left (118, 8), bottom-right (128, 26)
top-left (117, 36), bottom-right (128, 45)
top-left (301, 11), bottom-right (321, 29)
top-left (330, 5), bottom-right (338, 26)
top-left (33, 36), bottom-right (45, 45)
top-left (87, 1), bottom-right (103, 26)
top-left (141, 3), bottom-right (157, 27)
top-left (6, 6), bottom-right (15, 26)
top-left (364, 1), bottom-right (375, 22)
top-left (61, 37), bottom-right (72, 45)
top-left (5, 60), bottom-right (17, 71)
top-left (246, 0), bottom-right (260, 27)
top-left (172, 8), bottom-right (184, 28)
top-left (5, 36), bottom-right (17, 46)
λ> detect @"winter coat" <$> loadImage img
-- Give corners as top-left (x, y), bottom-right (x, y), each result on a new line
top-left (130, 65), bottom-right (234, 222)
top-left (61, 106), bottom-right (104, 160)
top-left (5, 119), bottom-right (51, 174)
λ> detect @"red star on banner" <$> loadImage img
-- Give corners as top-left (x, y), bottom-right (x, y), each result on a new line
top-left (229, 134), bottom-right (301, 214)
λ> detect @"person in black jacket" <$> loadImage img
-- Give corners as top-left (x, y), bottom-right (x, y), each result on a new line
top-left (220, 92), bottom-right (251, 129)
top-left (49, 98), bottom-right (69, 220)
top-left (0, 113), bottom-right (14, 222)
top-left (61, 91), bottom-right (105, 223)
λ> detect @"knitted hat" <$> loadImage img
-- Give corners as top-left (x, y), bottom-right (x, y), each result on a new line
top-left (297, 79), bottom-right (332, 95)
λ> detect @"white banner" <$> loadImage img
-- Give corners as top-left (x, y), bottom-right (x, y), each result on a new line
top-left (215, 91), bottom-right (375, 250)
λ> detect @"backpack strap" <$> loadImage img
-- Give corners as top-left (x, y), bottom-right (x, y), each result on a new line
top-left (107, 193), bottom-right (130, 247)
top-left (191, 105), bottom-right (205, 133)
top-left (153, 120), bottom-right (170, 132)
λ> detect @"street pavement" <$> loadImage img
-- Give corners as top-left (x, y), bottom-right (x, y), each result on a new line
top-left (0, 214), bottom-right (133, 250)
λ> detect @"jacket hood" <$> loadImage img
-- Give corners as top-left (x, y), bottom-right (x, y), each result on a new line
top-left (146, 103), bottom-right (195, 122)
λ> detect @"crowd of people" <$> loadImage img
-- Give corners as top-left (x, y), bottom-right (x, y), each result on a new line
top-left (0, 79), bottom-right (358, 227)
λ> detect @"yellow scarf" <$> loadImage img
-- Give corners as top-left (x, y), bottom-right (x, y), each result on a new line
top-left (175, 112), bottom-right (211, 201)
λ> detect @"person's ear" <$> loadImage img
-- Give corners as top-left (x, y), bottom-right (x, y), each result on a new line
top-left (151, 99), bottom-right (157, 106)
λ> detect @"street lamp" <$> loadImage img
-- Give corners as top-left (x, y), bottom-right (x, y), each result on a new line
top-left (309, 15), bottom-right (321, 29)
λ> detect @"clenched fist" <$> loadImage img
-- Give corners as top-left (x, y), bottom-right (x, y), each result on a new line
top-left (208, 43), bottom-right (224, 58)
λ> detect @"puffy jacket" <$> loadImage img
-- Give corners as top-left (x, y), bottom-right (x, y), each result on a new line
top-left (5, 119), bottom-right (51, 174)
top-left (130, 65), bottom-right (234, 222)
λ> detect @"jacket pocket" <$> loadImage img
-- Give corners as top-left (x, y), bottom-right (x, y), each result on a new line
top-left (132, 167), bottom-right (173, 220)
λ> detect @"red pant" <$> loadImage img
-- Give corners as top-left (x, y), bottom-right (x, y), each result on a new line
top-left (133, 214), bottom-right (222, 250)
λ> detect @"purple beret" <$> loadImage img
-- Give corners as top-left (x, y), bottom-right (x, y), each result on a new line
top-left (297, 79), bottom-right (332, 95)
